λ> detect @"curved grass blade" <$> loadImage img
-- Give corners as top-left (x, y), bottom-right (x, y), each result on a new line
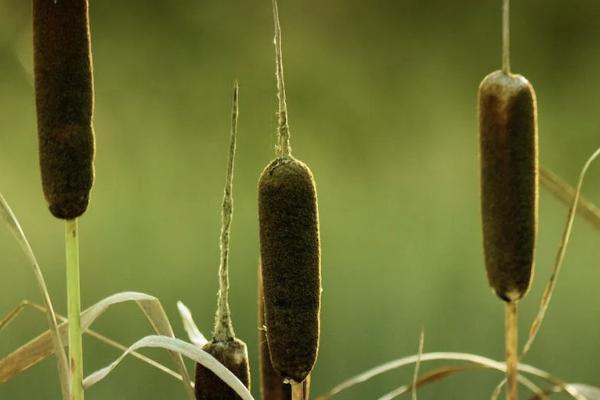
top-left (0, 291), bottom-right (194, 400)
top-left (177, 301), bottom-right (208, 347)
top-left (377, 366), bottom-right (477, 400)
top-left (522, 149), bottom-right (600, 357)
top-left (377, 365), bottom-right (547, 400)
top-left (0, 192), bottom-right (70, 399)
top-left (83, 335), bottom-right (254, 400)
top-left (9, 300), bottom-right (185, 383)
top-left (315, 352), bottom-right (586, 400)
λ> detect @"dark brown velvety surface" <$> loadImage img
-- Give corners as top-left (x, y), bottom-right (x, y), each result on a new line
top-left (195, 338), bottom-right (251, 400)
top-left (478, 70), bottom-right (538, 302)
top-left (33, 0), bottom-right (95, 219)
top-left (258, 156), bottom-right (321, 383)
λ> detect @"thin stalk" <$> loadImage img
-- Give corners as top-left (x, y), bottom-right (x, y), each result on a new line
top-left (502, 0), bottom-right (511, 74)
top-left (213, 81), bottom-right (239, 342)
top-left (272, 0), bottom-right (292, 157)
top-left (66, 219), bottom-right (84, 400)
top-left (505, 302), bottom-right (518, 400)
top-left (412, 329), bottom-right (425, 400)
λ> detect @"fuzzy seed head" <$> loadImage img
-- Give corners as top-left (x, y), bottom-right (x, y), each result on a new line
top-left (258, 156), bottom-right (321, 383)
top-left (33, 0), bottom-right (95, 219)
top-left (478, 70), bottom-right (539, 302)
top-left (195, 338), bottom-right (251, 400)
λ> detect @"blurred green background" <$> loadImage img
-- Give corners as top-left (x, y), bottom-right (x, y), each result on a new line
top-left (1, 0), bottom-right (599, 399)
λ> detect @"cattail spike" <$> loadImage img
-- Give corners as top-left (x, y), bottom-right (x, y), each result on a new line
top-left (258, 157), bottom-right (321, 383)
top-left (33, 0), bottom-right (95, 219)
top-left (479, 70), bottom-right (538, 302)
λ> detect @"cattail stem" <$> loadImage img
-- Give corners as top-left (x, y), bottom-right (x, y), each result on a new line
top-left (65, 219), bottom-right (84, 400)
top-left (505, 302), bottom-right (518, 400)
top-left (272, 0), bottom-right (292, 158)
top-left (502, 0), bottom-right (511, 74)
top-left (213, 82), bottom-right (239, 342)
top-left (291, 381), bottom-right (307, 400)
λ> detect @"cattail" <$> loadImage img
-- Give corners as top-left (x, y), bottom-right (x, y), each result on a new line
top-left (195, 338), bottom-right (251, 400)
top-left (258, 0), bottom-right (321, 384)
top-left (479, 2), bottom-right (538, 398)
top-left (258, 157), bottom-right (320, 383)
top-left (479, 71), bottom-right (538, 302)
top-left (258, 264), bottom-right (292, 400)
top-left (195, 82), bottom-right (251, 399)
top-left (33, 0), bottom-right (95, 219)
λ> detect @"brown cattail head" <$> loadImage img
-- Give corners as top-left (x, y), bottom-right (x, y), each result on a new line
top-left (479, 70), bottom-right (538, 302)
top-left (258, 265), bottom-right (292, 400)
top-left (33, 0), bottom-right (95, 219)
top-left (195, 338), bottom-right (251, 400)
top-left (258, 156), bottom-right (321, 383)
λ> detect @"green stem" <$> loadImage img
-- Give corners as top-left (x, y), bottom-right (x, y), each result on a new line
top-left (505, 302), bottom-right (518, 400)
top-left (66, 219), bottom-right (84, 400)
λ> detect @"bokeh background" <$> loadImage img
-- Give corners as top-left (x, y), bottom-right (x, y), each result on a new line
top-left (1, 0), bottom-right (599, 399)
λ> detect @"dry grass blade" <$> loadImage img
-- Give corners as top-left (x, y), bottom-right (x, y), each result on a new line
top-left (540, 167), bottom-right (600, 230)
top-left (83, 335), bottom-right (254, 400)
top-left (0, 301), bottom-right (29, 331)
top-left (377, 365), bottom-right (548, 400)
top-left (9, 300), bottom-right (185, 383)
top-left (0, 291), bottom-right (194, 400)
top-left (0, 192), bottom-right (70, 399)
top-left (377, 365), bottom-right (477, 400)
top-left (565, 385), bottom-right (600, 400)
top-left (522, 149), bottom-right (600, 357)
top-left (177, 301), bottom-right (208, 346)
top-left (316, 352), bottom-right (585, 400)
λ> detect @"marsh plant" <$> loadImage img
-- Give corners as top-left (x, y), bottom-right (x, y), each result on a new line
top-left (1, 0), bottom-right (600, 399)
